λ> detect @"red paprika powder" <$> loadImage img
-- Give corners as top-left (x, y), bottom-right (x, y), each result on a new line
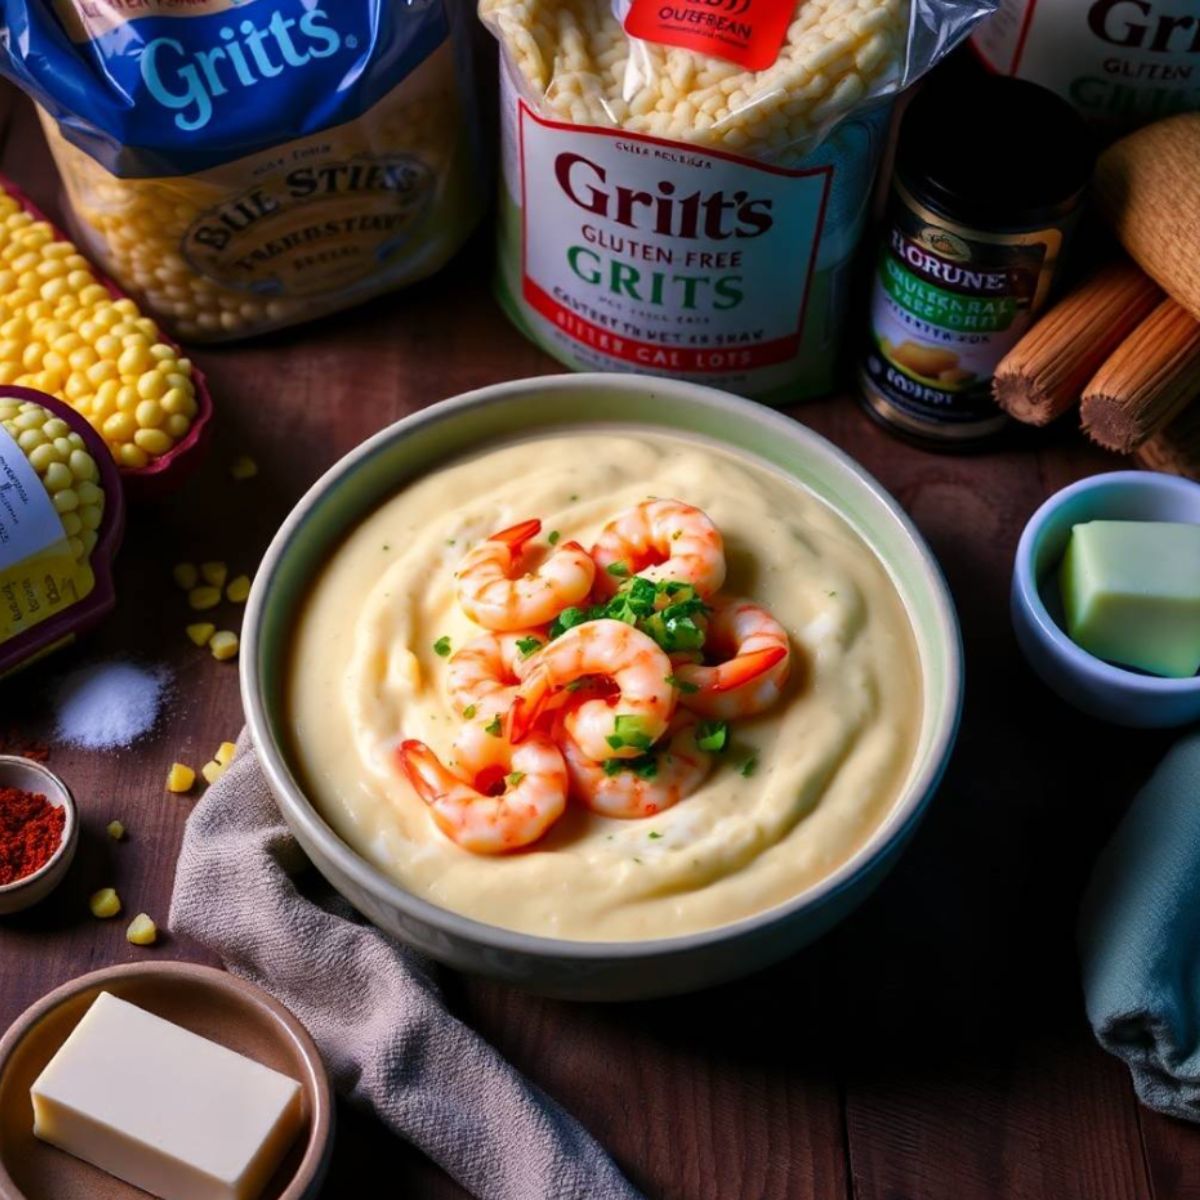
top-left (0, 787), bottom-right (65, 885)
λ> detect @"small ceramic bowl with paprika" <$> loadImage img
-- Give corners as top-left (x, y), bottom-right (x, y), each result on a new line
top-left (0, 758), bottom-right (78, 916)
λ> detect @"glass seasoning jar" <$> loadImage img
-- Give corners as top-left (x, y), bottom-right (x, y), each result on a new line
top-left (858, 75), bottom-right (1093, 447)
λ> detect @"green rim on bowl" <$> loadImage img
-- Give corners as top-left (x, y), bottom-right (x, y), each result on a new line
top-left (242, 375), bottom-right (963, 984)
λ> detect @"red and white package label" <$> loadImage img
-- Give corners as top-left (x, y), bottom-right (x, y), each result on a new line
top-left (622, 0), bottom-right (795, 72)
top-left (517, 101), bottom-right (830, 376)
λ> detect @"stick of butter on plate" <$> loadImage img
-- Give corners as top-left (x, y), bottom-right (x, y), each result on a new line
top-left (31, 992), bottom-right (304, 1200)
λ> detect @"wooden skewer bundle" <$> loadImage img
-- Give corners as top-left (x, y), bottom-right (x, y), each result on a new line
top-left (992, 113), bottom-right (1200, 479)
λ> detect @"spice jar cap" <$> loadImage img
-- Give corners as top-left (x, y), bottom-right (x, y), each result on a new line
top-left (896, 75), bottom-right (1094, 230)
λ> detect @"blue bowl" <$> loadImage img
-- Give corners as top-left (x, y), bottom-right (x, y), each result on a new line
top-left (1012, 470), bottom-right (1200, 728)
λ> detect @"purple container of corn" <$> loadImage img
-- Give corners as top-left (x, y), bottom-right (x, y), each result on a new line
top-left (0, 385), bottom-right (125, 677)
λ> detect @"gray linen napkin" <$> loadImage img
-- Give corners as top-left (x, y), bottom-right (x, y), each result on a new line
top-left (1079, 729), bottom-right (1200, 1121)
top-left (168, 735), bottom-right (641, 1200)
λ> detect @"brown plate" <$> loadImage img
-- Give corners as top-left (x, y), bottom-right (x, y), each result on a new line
top-left (0, 962), bottom-right (333, 1200)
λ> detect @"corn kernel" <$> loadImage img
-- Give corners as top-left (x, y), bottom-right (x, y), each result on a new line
top-left (188, 584), bottom-right (221, 611)
top-left (185, 626), bottom-right (217, 653)
top-left (230, 455), bottom-right (258, 480)
top-left (0, 180), bottom-right (195, 462)
top-left (200, 561), bottom-right (227, 588)
top-left (201, 760), bottom-right (225, 785)
top-left (172, 561), bottom-right (198, 590)
top-left (215, 741), bottom-right (237, 767)
top-left (89, 887), bottom-right (121, 919)
top-left (106, 819), bottom-right (125, 840)
top-left (166, 762), bottom-right (195, 793)
top-left (225, 574), bottom-right (251, 604)
top-left (126, 913), bottom-right (158, 946)
top-left (210, 631), bottom-right (239, 661)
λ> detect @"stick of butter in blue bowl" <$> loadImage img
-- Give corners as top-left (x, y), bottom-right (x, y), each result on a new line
top-left (1012, 470), bottom-right (1200, 728)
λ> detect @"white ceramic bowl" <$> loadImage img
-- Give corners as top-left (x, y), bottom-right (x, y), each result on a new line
top-left (0, 757), bottom-right (78, 916)
top-left (242, 375), bottom-right (963, 999)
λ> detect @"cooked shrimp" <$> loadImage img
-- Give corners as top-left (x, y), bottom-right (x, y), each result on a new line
top-left (591, 499), bottom-right (725, 598)
top-left (455, 518), bottom-right (595, 631)
top-left (675, 596), bottom-right (791, 719)
top-left (560, 713), bottom-right (714, 819)
top-left (508, 619), bottom-right (676, 761)
top-left (396, 723), bottom-right (567, 854)
top-left (446, 631), bottom-right (542, 718)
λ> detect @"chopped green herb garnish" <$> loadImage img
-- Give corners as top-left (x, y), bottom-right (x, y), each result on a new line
top-left (606, 561), bottom-right (631, 578)
top-left (506, 771), bottom-right (525, 788)
top-left (633, 857), bottom-right (643, 864)
top-left (606, 714), bottom-right (654, 752)
top-left (433, 636), bottom-right (452, 657)
top-left (547, 530), bottom-right (561, 545)
top-left (602, 754), bottom-right (658, 779)
top-left (382, 543), bottom-right (390, 551)
top-left (446, 538), bottom-right (456, 546)
top-left (665, 673), bottom-right (701, 694)
top-left (564, 678), bottom-right (588, 692)
top-left (696, 719), bottom-right (729, 753)
top-left (827, 590), bottom-right (837, 597)
top-left (548, 606), bottom-right (589, 639)
top-left (569, 493), bottom-right (579, 502)
top-left (516, 635), bottom-right (543, 658)
top-left (648, 830), bottom-right (662, 839)
top-left (484, 715), bottom-right (502, 737)
top-left (740, 755), bottom-right (758, 778)
top-left (462, 704), bottom-right (476, 719)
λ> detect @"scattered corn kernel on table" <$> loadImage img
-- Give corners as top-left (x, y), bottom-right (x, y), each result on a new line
top-left (1, 86), bottom-right (1199, 1200)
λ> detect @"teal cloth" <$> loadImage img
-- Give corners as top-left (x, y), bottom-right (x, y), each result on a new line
top-left (1080, 730), bottom-right (1200, 1121)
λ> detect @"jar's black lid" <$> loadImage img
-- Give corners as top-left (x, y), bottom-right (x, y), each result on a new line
top-left (896, 76), bottom-right (1094, 228)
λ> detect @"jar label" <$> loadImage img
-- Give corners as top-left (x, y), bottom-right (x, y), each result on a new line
top-left (512, 96), bottom-right (831, 379)
top-left (861, 186), bottom-right (1064, 437)
top-left (0, 426), bottom-right (89, 643)
top-left (622, 0), bottom-right (794, 71)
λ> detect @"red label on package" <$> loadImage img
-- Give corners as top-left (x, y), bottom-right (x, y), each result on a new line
top-left (623, 0), bottom-right (794, 71)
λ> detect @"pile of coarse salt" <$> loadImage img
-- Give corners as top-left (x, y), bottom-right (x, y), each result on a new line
top-left (53, 660), bottom-right (172, 751)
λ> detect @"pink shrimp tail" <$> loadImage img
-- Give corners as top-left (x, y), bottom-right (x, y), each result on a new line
top-left (507, 670), bottom-right (552, 743)
top-left (397, 739), bottom-right (449, 803)
top-left (708, 646), bottom-right (787, 693)
top-left (489, 518), bottom-right (541, 548)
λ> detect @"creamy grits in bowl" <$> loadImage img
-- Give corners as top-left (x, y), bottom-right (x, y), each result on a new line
top-left (244, 375), bottom-right (961, 999)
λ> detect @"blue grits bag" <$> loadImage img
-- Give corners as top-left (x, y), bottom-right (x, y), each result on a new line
top-left (0, 0), bottom-right (484, 340)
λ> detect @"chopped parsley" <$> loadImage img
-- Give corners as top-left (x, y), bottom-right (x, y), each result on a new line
top-left (462, 704), bottom-right (477, 719)
top-left (516, 635), bottom-right (543, 658)
top-left (648, 830), bottom-right (662, 839)
top-left (382, 543), bottom-right (390, 551)
top-left (433, 636), bottom-right (452, 657)
top-left (547, 530), bottom-right (561, 545)
top-left (506, 771), bottom-right (525, 788)
top-left (547, 577), bottom-right (710, 655)
top-left (739, 755), bottom-right (758, 778)
top-left (665, 673), bottom-right (700, 694)
top-left (605, 714), bottom-right (655, 752)
top-left (484, 715), bottom-right (502, 737)
top-left (606, 561), bottom-right (630, 578)
top-left (548, 606), bottom-right (589, 639)
top-left (603, 754), bottom-right (658, 779)
top-left (695, 719), bottom-right (729, 753)
top-left (446, 538), bottom-right (456, 546)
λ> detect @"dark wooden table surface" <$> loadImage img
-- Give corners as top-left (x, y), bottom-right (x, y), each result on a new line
top-left (0, 84), bottom-right (1197, 1200)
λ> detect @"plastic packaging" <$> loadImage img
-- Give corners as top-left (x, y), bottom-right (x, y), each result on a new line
top-left (0, 1), bottom-right (484, 342)
top-left (483, 0), bottom-right (994, 402)
top-left (0, 388), bottom-right (124, 678)
top-left (972, 0), bottom-right (1200, 131)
